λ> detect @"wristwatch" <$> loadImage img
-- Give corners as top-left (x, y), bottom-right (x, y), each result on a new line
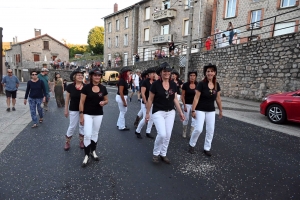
top-left (192, 110), bottom-right (195, 112)
top-left (79, 111), bottom-right (83, 114)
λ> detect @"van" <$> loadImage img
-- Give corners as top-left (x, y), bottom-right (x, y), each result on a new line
top-left (102, 70), bottom-right (119, 85)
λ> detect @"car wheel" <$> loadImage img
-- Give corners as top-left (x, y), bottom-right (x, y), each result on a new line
top-left (266, 104), bottom-right (286, 124)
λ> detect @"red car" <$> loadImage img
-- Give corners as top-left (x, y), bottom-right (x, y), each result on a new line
top-left (260, 90), bottom-right (300, 124)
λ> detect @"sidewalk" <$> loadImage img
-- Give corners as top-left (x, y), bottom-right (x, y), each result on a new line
top-left (0, 90), bottom-right (31, 153)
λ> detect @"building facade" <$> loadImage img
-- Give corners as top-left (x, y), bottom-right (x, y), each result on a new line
top-left (211, 0), bottom-right (299, 43)
top-left (103, 0), bottom-right (214, 67)
top-left (5, 29), bottom-right (69, 80)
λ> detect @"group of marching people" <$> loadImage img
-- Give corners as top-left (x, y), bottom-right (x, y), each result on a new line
top-left (62, 61), bottom-right (223, 167)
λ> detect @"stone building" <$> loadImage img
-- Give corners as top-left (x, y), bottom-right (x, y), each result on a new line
top-left (5, 29), bottom-right (69, 80)
top-left (211, 0), bottom-right (299, 44)
top-left (103, 0), bottom-right (214, 67)
top-left (102, 3), bottom-right (139, 68)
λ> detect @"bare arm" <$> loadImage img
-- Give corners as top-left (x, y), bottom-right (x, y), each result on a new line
top-left (181, 89), bottom-right (186, 108)
top-left (141, 86), bottom-right (147, 104)
top-left (146, 91), bottom-right (154, 115)
top-left (174, 93), bottom-right (185, 121)
top-left (64, 92), bottom-right (70, 117)
top-left (119, 85), bottom-right (127, 107)
top-left (79, 93), bottom-right (86, 125)
top-left (100, 95), bottom-right (109, 106)
top-left (216, 91), bottom-right (223, 119)
top-left (191, 90), bottom-right (201, 118)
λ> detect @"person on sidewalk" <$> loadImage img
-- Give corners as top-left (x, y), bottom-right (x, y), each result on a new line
top-left (64, 68), bottom-right (86, 151)
top-left (129, 69), bottom-right (141, 102)
top-left (135, 68), bottom-right (156, 139)
top-left (145, 62), bottom-right (185, 164)
top-left (171, 70), bottom-right (183, 103)
top-left (53, 72), bottom-right (65, 107)
top-left (1, 69), bottom-right (20, 112)
top-left (116, 67), bottom-right (132, 131)
top-left (38, 68), bottom-right (51, 111)
top-left (24, 70), bottom-right (47, 128)
top-left (227, 22), bottom-right (234, 45)
top-left (188, 63), bottom-right (223, 157)
top-left (79, 69), bottom-right (108, 167)
top-left (181, 70), bottom-right (198, 138)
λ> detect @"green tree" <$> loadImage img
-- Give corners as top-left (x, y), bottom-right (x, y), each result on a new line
top-left (67, 44), bottom-right (88, 58)
top-left (87, 26), bottom-right (104, 55)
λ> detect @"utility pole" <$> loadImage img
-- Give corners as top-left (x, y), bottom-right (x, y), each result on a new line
top-left (0, 27), bottom-right (3, 94)
top-left (184, 0), bottom-right (195, 82)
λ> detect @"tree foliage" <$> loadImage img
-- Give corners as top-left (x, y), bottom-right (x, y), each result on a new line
top-left (67, 44), bottom-right (89, 58)
top-left (87, 26), bottom-right (104, 55)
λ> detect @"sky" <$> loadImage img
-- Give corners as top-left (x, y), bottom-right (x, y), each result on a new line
top-left (0, 0), bottom-right (139, 45)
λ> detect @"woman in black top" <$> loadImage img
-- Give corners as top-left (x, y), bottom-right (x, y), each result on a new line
top-left (181, 70), bottom-right (198, 138)
top-left (189, 64), bottom-right (223, 157)
top-left (79, 69), bottom-right (108, 167)
top-left (146, 62), bottom-right (184, 164)
top-left (116, 67), bottom-right (132, 131)
top-left (135, 67), bottom-right (156, 139)
top-left (171, 70), bottom-right (183, 103)
top-left (24, 70), bottom-right (47, 128)
top-left (63, 68), bottom-right (85, 151)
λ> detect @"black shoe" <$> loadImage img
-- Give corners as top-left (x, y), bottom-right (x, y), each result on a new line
top-left (152, 155), bottom-right (159, 163)
top-left (146, 133), bottom-right (155, 139)
top-left (160, 155), bottom-right (171, 164)
top-left (129, 97), bottom-right (132, 102)
top-left (81, 155), bottom-right (90, 168)
top-left (12, 107), bottom-right (16, 111)
top-left (188, 145), bottom-right (196, 154)
top-left (203, 150), bottom-right (212, 157)
top-left (119, 127), bottom-right (130, 131)
top-left (136, 133), bottom-right (143, 139)
top-left (6, 108), bottom-right (10, 112)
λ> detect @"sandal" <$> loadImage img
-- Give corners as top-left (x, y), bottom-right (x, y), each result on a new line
top-left (39, 119), bottom-right (43, 123)
top-left (31, 124), bottom-right (38, 128)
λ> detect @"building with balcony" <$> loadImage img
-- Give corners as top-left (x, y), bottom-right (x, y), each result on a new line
top-left (102, 3), bottom-right (140, 68)
top-left (4, 29), bottom-right (69, 80)
top-left (211, 0), bottom-right (299, 43)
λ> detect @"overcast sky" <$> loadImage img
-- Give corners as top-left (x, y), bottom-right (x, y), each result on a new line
top-left (0, 0), bottom-right (139, 45)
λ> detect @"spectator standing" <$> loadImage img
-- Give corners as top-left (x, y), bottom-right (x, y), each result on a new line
top-left (129, 69), bottom-right (141, 102)
top-left (135, 53), bottom-right (140, 62)
top-left (53, 72), bottom-right (65, 107)
top-left (232, 32), bottom-right (238, 44)
top-left (215, 28), bottom-right (222, 48)
top-left (205, 37), bottom-right (212, 50)
top-left (169, 41), bottom-right (175, 56)
top-left (188, 63), bottom-right (223, 157)
top-left (171, 70), bottom-right (183, 103)
top-left (227, 22), bottom-right (234, 45)
top-left (38, 68), bottom-right (51, 111)
top-left (1, 69), bottom-right (20, 112)
top-left (222, 33), bottom-right (227, 48)
top-left (24, 70), bottom-right (47, 128)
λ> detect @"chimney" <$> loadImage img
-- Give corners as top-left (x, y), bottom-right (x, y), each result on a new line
top-left (15, 36), bottom-right (18, 43)
top-left (34, 28), bottom-right (41, 37)
top-left (114, 3), bottom-right (118, 12)
top-left (13, 37), bottom-right (15, 44)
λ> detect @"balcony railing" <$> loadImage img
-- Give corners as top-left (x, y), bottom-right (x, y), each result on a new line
top-left (152, 9), bottom-right (177, 22)
top-left (152, 34), bottom-right (173, 44)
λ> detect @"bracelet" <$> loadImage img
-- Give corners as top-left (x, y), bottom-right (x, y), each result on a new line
top-left (79, 111), bottom-right (83, 114)
top-left (192, 110), bottom-right (195, 112)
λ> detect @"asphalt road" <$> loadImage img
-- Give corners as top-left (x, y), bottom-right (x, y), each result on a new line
top-left (0, 87), bottom-right (299, 199)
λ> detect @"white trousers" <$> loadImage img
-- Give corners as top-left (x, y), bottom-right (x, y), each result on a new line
top-left (182, 104), bottom-right (196, 127)
top-left (116, 95), bottom-right (128, 129)
top-left (136, 103), bottom-right (153, 134)
top-left (152, 110), bottom-right (175, 156)
top-left (189, 111), bottom-right (215, 151)
top-left (83, 114), bottom-right (103, 147)
top-left (66, 111), bottom-right (84, 137)
top-left (137, 104), bottom-right (143, 118)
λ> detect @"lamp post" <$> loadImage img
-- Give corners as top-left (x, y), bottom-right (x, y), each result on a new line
top-left (184, 0), bottom-right (195, 82)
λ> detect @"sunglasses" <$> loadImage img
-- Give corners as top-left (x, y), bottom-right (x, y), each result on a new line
top-left (31, 74), bottom-right (38, 76)
top-left (8, 72), bottom-right (12, 73)
top-left (165, 90), bottom-right (169, 99)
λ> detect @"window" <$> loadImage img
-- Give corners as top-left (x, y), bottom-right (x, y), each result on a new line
top-left (43, 41), bottom-right (49, 50)
top-left (108, 22), bottom-right (112, 33)
top-left (184, 20), bottom-right (189, 35)
top-left (162, 0), bottom-right (170, 10)
top-left (185, 0), bottom-right (191, 9)
top-left (34, 54), bottom-right (40, 61)
top-left (125, 17), bottom-right (129, 28)
top-left (144, 28), bottom-right (150, 41)
top-left (115, 36), bottom-right (119, 47)
top-left (251, 10), bottom-right (262, 28)
top-left (161, 24), bottom-right (169, 35)
top-left (124, 34), bottom-right (128, 45)
top-left (16, 54), bottom-right (20, 63)
top-left (116, 20), bottom-right (120, 31)
top-left (123, 53), bottom-right (128, 66)
top-left (108, 38), bottom-right (111, 47)
top-left (280, 0), bottom-right (296, 8)
top-left (145, 7), bottom-right (150, 20)
top-left (226, 0), bottom-right (237, 18)
top-left (274, 22), bottom-right (296, 36)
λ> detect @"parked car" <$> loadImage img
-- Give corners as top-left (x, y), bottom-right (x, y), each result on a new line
top-left (102, 70), bottom-right (119, 85)
top-left (260, 90), bottom-right (300, 124)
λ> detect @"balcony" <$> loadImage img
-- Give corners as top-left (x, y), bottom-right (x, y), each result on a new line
top-left (152, 34), bottom-right (173, 44)
top-left (152, 9), bottom-right (177, 22)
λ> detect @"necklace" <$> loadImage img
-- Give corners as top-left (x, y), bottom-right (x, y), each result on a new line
top-left (75, 84), bottom-right (82, 90)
